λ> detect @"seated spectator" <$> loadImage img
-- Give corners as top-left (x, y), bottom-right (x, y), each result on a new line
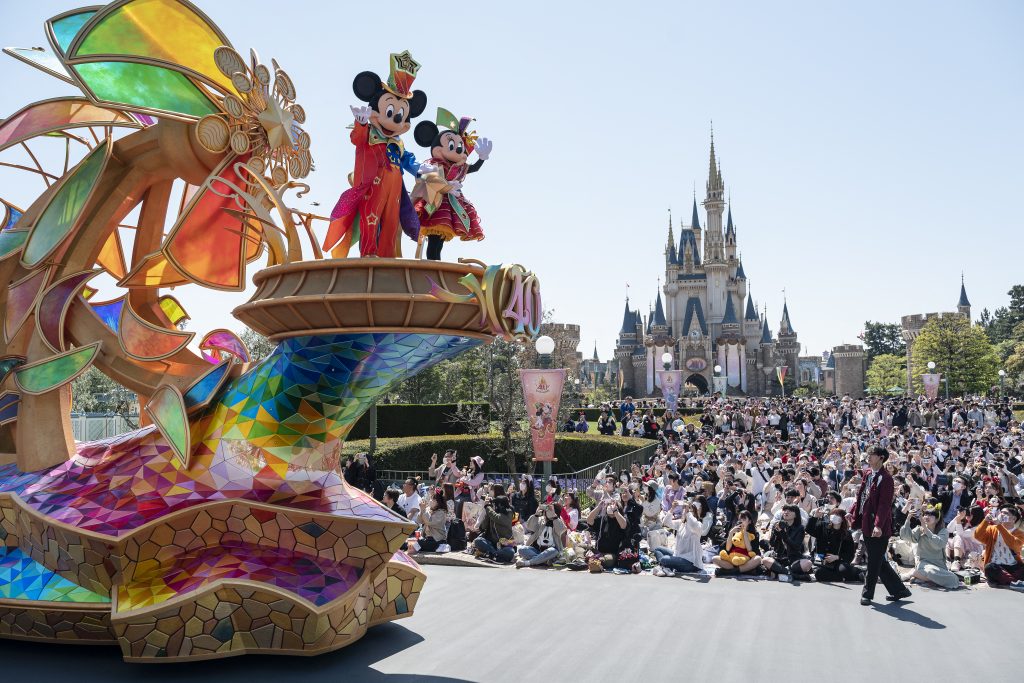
top-left (382, 488), bottom-right (405, 517)
top-left (397, 478), bottom-right (421, 523)
top-left (511, 475), bottom-right (538, 520)
top-left (806, 500), bottom-right (859, 582)
top-left (408, 489), bottom-right (447, 555)
top-left (543, 477), bottom-right (561, 504)
top-left (561, 492), bottom-right (581, 531)
top-left (473, 494), bottom-right (516, 563)
top-left (712, 510), bottom-right (762, 576)
top-left (575, 411), bottom-right (589, 432)
top-left (763, 504), bottom-right (812, 581)
top-left (563, 416), bottom-right (577, 432)
top-left (974, 505), bottom-right (1024, 586)
top-left (640, 481), bottom-right (662, 532)
top-left (586, 493), bottom-right (628, 569)
top-left (898, 502), bottom-right (959, 589)
top-left (653, 500), bottom-right (706, 575)
top-left (516, 503), bottom-right (567, 569)
top-left (598, 411), bottom-right (617, 435)
top-left (428, 450), bottom-right (462, 485)
top-left (946, 506), bottom-right (985, 571)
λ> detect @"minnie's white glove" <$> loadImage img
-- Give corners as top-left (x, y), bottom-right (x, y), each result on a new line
top-left (418, 162), bottom-right (438, 176)
top-left (475, 137), bottom-right (493, 160)
top-left (350, 105), bottom-right (372, 125)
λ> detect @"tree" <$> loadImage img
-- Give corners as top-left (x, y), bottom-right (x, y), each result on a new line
top-left (985, 285), bottom-right (1024, 343)
top-left (70, 367), bottom-right (138, 426)
top-left (862, 321), bottom-right (906, 361)
top-left (910, 316), bottom-right (999, 395)
top-left (866, 354), bottom-right (906, 394)
top-left (485, 338), bottom-right (530, 473)
top-left (240, 327), bottom-right (275, 362)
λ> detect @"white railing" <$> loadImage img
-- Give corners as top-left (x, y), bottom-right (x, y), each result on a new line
top-left (70, 414), bottom-right (138, 442)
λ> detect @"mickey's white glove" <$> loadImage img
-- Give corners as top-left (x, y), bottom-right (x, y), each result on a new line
top-left (418, 162), bottom-right (438, 176)
top-left (350, 105), bottom-right (372, 125)
top-left (475, 137), bottom-right (493, 160)
top-left (447, 179), bottom-right (463, 197)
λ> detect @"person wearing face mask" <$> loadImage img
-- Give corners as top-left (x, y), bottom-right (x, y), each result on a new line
top-left (898, 503), bottom-right (960, 589)
top-left (542, 477), bottom-right (561, 505)
top-left (939, 476), bottom-right (974, 525)
top-left (974, 505), bottom-right (1024, 586)
top-left (516, 503), bottom-right (567, 569)
top-left (653, 500), bottom-right (707, 576)
top-left (807, 498), bottom-right (860, 582)
top-left (511, 475), bottom-right (538, 520)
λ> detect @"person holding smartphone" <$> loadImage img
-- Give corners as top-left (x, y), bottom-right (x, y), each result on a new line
top-left (974, 505), bottom-right (1024, 586)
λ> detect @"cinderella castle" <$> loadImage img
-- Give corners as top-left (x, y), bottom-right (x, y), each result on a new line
top-left (613, 132), bottom-right (799, 397)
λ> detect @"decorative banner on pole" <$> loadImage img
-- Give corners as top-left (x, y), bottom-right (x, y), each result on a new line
top-left (657, 369), bottom-right (684, 411)
top-left (521, 368), bottom-right (566, 462)
top-left (713, 376), bottom-right (728, 396)
top-left (776, 366), bottom-right (788, 395)
top-left (922, 373), bottom-right (941, 400)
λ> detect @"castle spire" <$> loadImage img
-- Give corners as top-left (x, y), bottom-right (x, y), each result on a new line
top-left (620, 298), bottom-right (633, 334)
top-left (707, 124), bottom-right (723, 194)
top-left (666, 209), bottom-right (677, 264)
top-left (654, 289), bottom-right (667, 327)
top-left (745, 291), bottom-right (758, 320)
top-left (761, 318), bottom-right (773, 344)
top-left (593, 341), bottom-right (599, 362)
top-left (722, 294), bottom-right (738, 325)
top-left (779, 300), bottom-right (795, 335)
top-left (958, 275), bottom-right (971, 307)
top-left (690, 198), bottom-right (701, 231)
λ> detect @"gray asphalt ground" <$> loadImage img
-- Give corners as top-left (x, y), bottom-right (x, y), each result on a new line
top-left (1, 565), bottom-right (1021, 682)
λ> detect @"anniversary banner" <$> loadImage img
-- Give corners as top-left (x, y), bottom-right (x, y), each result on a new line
top-left (657, 370), bottom-right (684, 411)
top-left (521, 368), bottom-right (566, 462)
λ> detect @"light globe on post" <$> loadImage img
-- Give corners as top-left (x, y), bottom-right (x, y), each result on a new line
top-left (714, 364), bottom-right (722, 375)
top-left (927, 361), bottom-right (936, 371)
top-left (535, 335), bottom-right (555, 369)
top-left (661, 352), bottom-right (673, 371)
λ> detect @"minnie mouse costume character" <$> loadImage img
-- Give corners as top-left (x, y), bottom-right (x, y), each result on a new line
top-left (324, 51), bottom-right (433, 258)
top-left (411, 108), bottom-right (492, 260)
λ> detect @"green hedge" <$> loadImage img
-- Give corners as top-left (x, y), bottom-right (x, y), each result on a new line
top-left (344, 432), bottom-right (649, 473)
top-left (570, 406), bottom-right (704, 422)
top-left (345, 402), bottom-right (489, 439)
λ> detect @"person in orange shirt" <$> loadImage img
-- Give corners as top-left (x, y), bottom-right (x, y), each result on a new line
top-left (324, 51), bottom-right (433, 258)
top-left (974, 505), bottom-right (1024, 586)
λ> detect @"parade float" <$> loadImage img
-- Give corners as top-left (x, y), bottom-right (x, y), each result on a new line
top-left (0, 0), bottom-right (540, 662)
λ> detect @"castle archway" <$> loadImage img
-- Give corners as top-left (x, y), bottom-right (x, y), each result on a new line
top-left (685, 373), bottom-right (709, 395)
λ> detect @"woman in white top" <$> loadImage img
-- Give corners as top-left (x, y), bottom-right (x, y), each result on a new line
top-left (653, 500), bottom-right (707, 575)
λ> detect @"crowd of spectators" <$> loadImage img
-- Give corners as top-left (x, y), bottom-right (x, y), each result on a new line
top-left (373, 394), bottom-right (1024, 592)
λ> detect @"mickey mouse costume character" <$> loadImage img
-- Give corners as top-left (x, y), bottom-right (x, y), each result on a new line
top-left (411, 108), bottom-right (492, 260)
top-left (324, 51), bottom-right (434, 258)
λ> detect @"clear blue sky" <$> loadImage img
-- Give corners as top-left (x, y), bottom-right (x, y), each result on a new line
top-left (2, 1), bottom-right (1022, 360)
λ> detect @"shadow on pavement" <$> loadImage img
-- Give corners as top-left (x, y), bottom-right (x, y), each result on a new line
top-left (871, 603), bottom-right (946, 629)
top-left (0, 623), bottom-right (471, 683)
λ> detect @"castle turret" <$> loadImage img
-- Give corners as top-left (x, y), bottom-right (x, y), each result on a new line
top-left (958, 276), bottom-right (971, 319)
top-left (725, 205), bottom-right (737, 261)
top-left (689, 198), bottom-right (702, 258)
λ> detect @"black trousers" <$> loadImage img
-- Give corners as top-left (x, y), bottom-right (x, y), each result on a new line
top-left (425, 235), bottom-right (444, 260)
top-left (862, 535), bottom-right (904, 599)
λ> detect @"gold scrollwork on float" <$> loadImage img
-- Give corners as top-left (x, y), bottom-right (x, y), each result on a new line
top-left (428, 259), bottom-right (542, 341)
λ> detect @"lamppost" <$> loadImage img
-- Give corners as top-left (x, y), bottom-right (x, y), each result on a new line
top-left (999, 369), bottom-right (1006, 398)
top-left (713, 364), bottom-right (723, 397)
top-left (928, 360), bottom-right (949, 399)
top-left (573, 378), bottom-right (581, 410)
top-left (535, 335), bottom-right (554, 369)
top-left (534, 335), bottom-right (556, 484)
top-left (662, 352), bottom-right (673, 371)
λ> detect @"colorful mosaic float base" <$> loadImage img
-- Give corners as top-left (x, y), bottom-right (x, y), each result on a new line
top-left (0, 331), bottom-right (471, 660)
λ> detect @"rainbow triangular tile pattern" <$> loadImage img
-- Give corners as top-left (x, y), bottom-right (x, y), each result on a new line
top-left (198, 333), bottom-right (481, 472)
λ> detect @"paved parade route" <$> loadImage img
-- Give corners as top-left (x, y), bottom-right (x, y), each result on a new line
top-left (2, 565), bottom-right (1020, 682)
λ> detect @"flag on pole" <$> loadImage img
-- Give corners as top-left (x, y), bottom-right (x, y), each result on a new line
top-left (776, 366), bottom-right (787, 387)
